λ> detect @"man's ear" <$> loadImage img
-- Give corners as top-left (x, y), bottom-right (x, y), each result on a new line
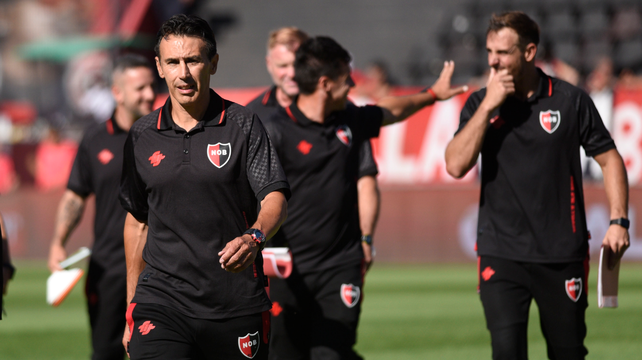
top-left (155, 57), bottom-right (165, 79)
top-left (209, 54), bottom-right (219, 75)
top-left (319, 76), bottom-right (331, 92)
top-left (524, 43), bottom-right (537, 63)
top-left (111, 84), bottom-right (123, 105)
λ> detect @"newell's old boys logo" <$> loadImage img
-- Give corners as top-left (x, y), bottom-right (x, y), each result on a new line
top-left (565, 278), bottom-right (582, 302)
top-left (238, 332), bottom-right (260, 359)
top-left (335, 125), bottom-right (353, 146)
top-left (340, 283), bottom-right (360, 308)
top-left (539, 110), bottom-right (561, 134)
top-left (207, 143), bottom-right (231, 168)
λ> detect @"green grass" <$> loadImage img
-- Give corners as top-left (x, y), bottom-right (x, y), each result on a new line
top-left (2, 261), bottom-right (642, 359)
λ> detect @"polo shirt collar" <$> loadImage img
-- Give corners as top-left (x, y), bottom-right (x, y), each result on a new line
top-left (106, 112), bottom-right (126, 135)
top-left (527, 68), bottom-right (553, 103)
top-left (261, 85), bottom-right (279, 107)
top-left (157, 89), bottom-right (226, 131)
top-left (286, 98), bottom-right (340, 127)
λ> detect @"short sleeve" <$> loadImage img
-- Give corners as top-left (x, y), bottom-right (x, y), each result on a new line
top-left (356, 105), bottom-right (384, 139)
top-left (119, 133), bottom-right (149, 222)
top-left (66, 137), bottom-right (93, 197)
top-left (456, 90), bottom-right (484, 135)
top-left (577, 90), bottom-right (616, 157)
top-left (246, 114), bottom-right (291, 202)
top-left (358, 140), bottom-right (378, 178)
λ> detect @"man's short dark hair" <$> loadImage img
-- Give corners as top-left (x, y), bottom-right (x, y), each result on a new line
top-left (294, 36), bottom-right (352, 95)
top-left (113, 53), bottom-right (152, 74)
top-left (155, 14), bottom-right (217, 59)
top-left (487, 11), bottom-right (540, 49)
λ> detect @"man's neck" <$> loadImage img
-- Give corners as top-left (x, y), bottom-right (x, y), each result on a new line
top-left (275, 87), bottom-right (294, 108)
top-left (170, 93), bottom-right (210, 132)
top-left (515, 65), bottom-right (540, 101)
top-left (113, 106), bottom-right (137, 132)
top-left (296, 93), bottom-right (328, 123)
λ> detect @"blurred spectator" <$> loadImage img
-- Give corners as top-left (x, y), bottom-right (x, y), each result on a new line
top-left (618, 69), bottom-right (642, 90)
top-left (355, 60), bottom-right (394, 102)
top-left (34, 128), bottom-right (77, 192)
top-left (583, 57), bottom-right (615, 180)
top-left (0, 151), bottom-right (18, 193)
top-left (536, 42), bottom-right (580, 86)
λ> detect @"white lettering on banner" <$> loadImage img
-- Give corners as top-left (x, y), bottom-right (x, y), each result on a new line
top-left (211, 149), bottom-right (228, 156)
top-left (242, 340), bottom-right (257, 348)
top-left (612, 102), bottom-right (642, 184)
top-left (376, 99), bottom-right (476, 184)
top-left (457, 204), bottom-right (642, 260)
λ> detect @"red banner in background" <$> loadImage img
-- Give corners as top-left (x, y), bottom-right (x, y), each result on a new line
top-left (613, 87), bottom-right (642, 184)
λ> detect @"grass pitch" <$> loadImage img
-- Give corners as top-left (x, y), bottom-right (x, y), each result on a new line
top-left (2, 261), bottom-right (641, 359)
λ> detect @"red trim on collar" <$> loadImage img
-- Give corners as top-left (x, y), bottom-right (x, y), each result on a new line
top-left (218, 98), bottom-right (226, 125)
top-left (285, 106), bottom-right (297, 123)
top-left (261, 88), bottom-right (272, 106)
top-left (548, 77), bottom-right (553, 97)
top-left (106, 118), bottom-right (114, 135)
top-left (157, 109), bottom-right (163, 130)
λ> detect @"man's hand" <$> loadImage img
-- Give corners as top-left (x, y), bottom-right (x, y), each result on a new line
top-left (603, 224), bottom-right (630, 270)
top-left (48, 243), bottom-right (67, 272)
top-left (481, 68), bottom-right (514, 112)
top-left (122, 324), bottom-right (130, 358)
top-left (218, 235), bottom-right (259, 273)
top-left (361, 242), bottom-right (374, 273)
top-left (431, 60), bottom-right (469, 101)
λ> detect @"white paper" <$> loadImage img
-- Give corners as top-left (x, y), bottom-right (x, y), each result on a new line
top-left (46, 268), bottom-right (84, 307)
top-left (598, 246), bottom-right (620, 308)
top-left (59, 247), bottom-right (91, 269)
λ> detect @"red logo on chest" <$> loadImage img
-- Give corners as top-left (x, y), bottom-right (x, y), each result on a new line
top-left (297, 140), bottom-right (313, 155)
top-left (97, 149), bottom-right (114, 165)
top-left (149, 151), bottom-right (165, 167)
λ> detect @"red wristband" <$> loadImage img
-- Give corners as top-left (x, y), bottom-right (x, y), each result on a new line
top-left (427, 88), bottom-right (437, 100)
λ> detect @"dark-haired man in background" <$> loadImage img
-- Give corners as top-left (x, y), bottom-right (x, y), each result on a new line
top-left (120, 14), bottom-right (289, 360)
top-left (247, 27), bottom-right (380, 272)
top-left (263, 35), bottom-right (466, 359)
top-left (48, 53), bottom-right (155, 360)
top-left (445, 11), bottom-right (629, 360)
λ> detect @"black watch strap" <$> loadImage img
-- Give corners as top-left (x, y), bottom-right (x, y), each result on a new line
top-left (609, 218), bottom-right (630, 230)
top-left (244, 228), bottom-right (266, 250)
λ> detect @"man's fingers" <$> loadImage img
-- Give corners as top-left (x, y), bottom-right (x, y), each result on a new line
top-left (439, 60), bottom-right (455, 79)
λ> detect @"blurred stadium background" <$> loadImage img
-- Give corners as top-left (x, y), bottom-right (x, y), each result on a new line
top-left (1, 0), bottom-right (642, 358)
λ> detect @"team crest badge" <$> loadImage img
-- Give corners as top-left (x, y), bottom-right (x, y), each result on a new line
top-left (238, 332), bottom-right (260, 359)
top-left (340, 283), bottom-right (360, 308)
top-left (539, 110), bottom-right (561, 134)
top-left (335, 125), bottom-right (353, 146)
top-left (565, 278), bottom-right (582, 302)
top-left (207, 143), bottom-right (231, 168)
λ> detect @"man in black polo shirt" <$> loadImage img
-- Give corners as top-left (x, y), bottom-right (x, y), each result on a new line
top-left (445, 11), bottom-right (629, 360)
top-left (247, 27), bottom-right (380, 269)
top-left (264, 36), bottom-right (467, 360)
top-left (47, 54), bottom-right (155, 360)
top-left (119, 15), bottom-right (289, 360)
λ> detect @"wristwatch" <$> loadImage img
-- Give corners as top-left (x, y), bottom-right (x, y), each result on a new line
top-left (244, 228), bottom-right (266, 250)
top-left (609, 218), bottom-right (630, 230)
top-left (361, 234), bottom-right (373, 245)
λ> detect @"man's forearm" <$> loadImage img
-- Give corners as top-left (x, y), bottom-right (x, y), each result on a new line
top-left (357, 176), bottom-right (380, 237)
top-left (51, 190), bottom-right (86, 246)
top-left (124, 213), bottom-right (148, 305)
top-left (445, 105), bottom-right (493, 178)
top-left (596, 149), bottom-right (629, 218)
top-left (254, 191), bottom-right (288, 239)
top-left (377, 92), bottom-right (436, 126)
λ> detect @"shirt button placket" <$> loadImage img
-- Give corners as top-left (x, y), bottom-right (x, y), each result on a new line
top-left (183, 134), bottom-right (191, 163)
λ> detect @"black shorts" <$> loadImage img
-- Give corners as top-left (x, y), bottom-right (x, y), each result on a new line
top-left (269, 262), bottom-right (365, 360)
top-left (478, 256), bottom-right (589, 360)
top-left (85, 260), bottom-right (127, 360)
top-left (126, 303), bottom-right (270, 360)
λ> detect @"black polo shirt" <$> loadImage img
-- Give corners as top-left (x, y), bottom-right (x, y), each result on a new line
top-left (247, 86), bottom-right (379, 178)
top-left (458, 68), bottom-right (616, 263)
top-left (262, 101), bottom-right (383, 273)
top-left (67, 117), bottom-right (128, 270)
top-left (119, 90), bottom-right (290, 319)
